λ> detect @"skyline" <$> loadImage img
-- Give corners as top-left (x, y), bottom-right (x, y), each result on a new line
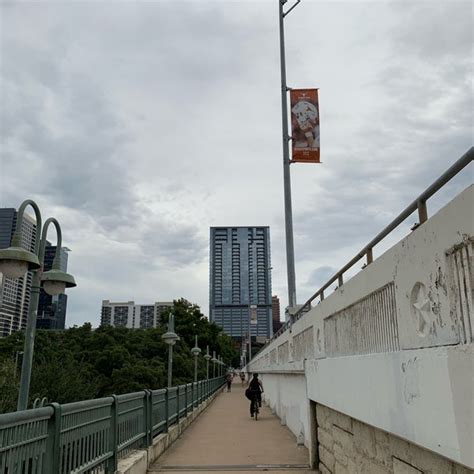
top-left (1, 0), bottom-right (472, 327)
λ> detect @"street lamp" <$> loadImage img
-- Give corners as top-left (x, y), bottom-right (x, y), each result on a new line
top-left (190, 335), bottom-right (201, 383)
top-left (204, 345), bottom-right (212, 380)
top-left (218, 356), bottom-right (224, 376)
top-left (162, 313), bottom-right (179, 387)
top-left (0, 200), bottom-right (77, 411)
top-left (211, 351), bottom-right (217, 378)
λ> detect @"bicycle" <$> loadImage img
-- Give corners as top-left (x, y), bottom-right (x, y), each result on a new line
top-left (251, 393), bottom-right (260, 421)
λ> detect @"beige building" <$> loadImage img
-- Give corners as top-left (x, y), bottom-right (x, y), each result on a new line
top-left (100, 300), bottom-right (173, 328)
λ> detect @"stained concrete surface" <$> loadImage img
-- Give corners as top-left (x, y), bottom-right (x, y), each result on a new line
top-left (148, 379), bottom-right (315, 473)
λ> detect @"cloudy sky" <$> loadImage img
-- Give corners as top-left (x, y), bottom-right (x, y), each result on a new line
top-left (0, 0), bottom-right (472, 327)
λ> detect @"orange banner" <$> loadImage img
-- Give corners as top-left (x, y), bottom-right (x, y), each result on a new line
top-left (290, 89), bottom-right (320, 163)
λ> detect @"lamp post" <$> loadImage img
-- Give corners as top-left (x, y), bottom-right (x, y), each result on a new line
top-left (204, 345), bottom-right (211, 380)
top-left (279, 0), bottom-right (301, 310)
top-left (0, 200), bottom-right (77, 411)
top-left (190, 335), bottom-right (201, 383)
top-left (162, 313), bottom-right (179, 387)
top-left (211, 351), bottom-right (217, 378)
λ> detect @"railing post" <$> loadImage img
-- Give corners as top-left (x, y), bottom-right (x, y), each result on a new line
top-left (417, 199), bottom-right (428, 224)
top-left (107, 395), bottom-right (118, 474)
top-left (144, 390), bottom-right (152, 447)
top-left (176, 385), bottom-right (180, 423)
top-left (165, 388), bottom-right (169, 433)
top-left (338, 274), bottom-right (344, 287)
top-left (320, 290), bottom-right (324, 301)
top-left (184, 384), bottom-right (188, 417)
top-left (44, 403), bottom-right (61, 474)
top-left (366, 248), bottom-right (373, 265)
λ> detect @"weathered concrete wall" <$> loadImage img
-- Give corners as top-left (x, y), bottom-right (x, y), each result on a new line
top-left (260, 373), bottom-right (309, 447)
top-left (316, 403), bottom-right (473, 474)
top-left (247, 185), bottom-right (474, 469)
top-left (306, 345), bottom-right (473, 468)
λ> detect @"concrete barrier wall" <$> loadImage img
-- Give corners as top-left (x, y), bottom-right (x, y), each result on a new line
top-left (248, 185), bottom-right (474, 470)
top-left (261, 373), bottom-right (309, 447)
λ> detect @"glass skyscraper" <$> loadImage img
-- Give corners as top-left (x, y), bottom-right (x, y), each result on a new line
top-left (209, 227), bottom-right (272, 340)
top-left (0, 208), bottom-right (36, 337)
top-left (36, 241), bottom-right (70, 330)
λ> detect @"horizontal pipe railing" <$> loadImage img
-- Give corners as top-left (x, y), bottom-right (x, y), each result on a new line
top-left (0, 376), bottom-right (226, 474)
top-left (257, 147), bottom-right (474, 352)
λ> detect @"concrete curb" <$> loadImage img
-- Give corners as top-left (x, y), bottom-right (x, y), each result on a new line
top-left (117, 385), bottom-right (225, 474)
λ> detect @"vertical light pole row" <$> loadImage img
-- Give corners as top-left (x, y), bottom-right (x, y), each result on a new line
top-left (162, 316), bottom-right (225, 386)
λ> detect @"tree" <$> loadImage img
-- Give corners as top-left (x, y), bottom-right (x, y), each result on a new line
top-left (0, 299), bottom-right (238, 413)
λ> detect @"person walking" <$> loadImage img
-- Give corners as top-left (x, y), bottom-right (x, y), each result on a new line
top-left (226, 372), bottom-right (233, 392)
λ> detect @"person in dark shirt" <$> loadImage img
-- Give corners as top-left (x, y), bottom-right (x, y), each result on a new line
top-left (226, 372), bottom-right (233, 392)
top-left (247, 373), bottom-right (263, 417)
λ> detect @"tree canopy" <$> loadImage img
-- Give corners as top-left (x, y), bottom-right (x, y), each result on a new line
top-left (0, 298), bottom-right (238, 413)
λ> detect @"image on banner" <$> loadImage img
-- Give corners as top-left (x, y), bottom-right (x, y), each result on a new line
top-left (290, 88), bottom-right (320, 163)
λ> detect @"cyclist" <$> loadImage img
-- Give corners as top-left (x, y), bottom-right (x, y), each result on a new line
top-left (248, 373), bottom-right (263, 417)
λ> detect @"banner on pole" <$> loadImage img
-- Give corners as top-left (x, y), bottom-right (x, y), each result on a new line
top-left (250, 305), bottom-right (258, 325)
top-left (290, 89), bottom-right (320, 163)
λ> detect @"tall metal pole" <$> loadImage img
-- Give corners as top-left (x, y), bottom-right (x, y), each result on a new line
top-left (194, 355), bottom-right (198, 383)
top-left (204, 345), bottom-right (211, 379)
top-left (279, 0), bottom-right (297, 309)
top-left (15, 201), bottom-right (42, 411)
top-left (167, 344), bottom-right (173, 388)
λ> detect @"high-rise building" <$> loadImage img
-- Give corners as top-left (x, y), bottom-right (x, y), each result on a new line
top-left (100, 300), bottom-right (172, 328)
top-left (272, 295), bottom-right (282, 333)
top-left (36, 241), bottom-right (70, 330)
top-left (209, 226), bottom-right (272, 340)
top-left (0, 209), bottom-right (37, 337)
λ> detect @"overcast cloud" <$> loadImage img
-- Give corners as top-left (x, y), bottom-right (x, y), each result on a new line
top-left (0, 0), bottom-right (472, 326)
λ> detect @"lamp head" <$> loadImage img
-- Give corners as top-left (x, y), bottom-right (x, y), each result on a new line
top-left (162, 331), bottom-right (179, 346)
top-left (0, 246), bottom-right (40, 279)
top-left (41, 269), bottom-right (76, 296)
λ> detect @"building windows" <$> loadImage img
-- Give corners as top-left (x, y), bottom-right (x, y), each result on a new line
top-left (100, 301), bottom-right (173, 329)
top-left (209, 227), bottom-right (272, 340)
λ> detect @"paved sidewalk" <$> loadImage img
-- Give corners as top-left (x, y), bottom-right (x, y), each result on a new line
top-left (148, 378), bottom-right (314, 473)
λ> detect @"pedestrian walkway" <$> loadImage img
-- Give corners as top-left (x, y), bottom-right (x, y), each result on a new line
top-left (148, 378), bottom-right (315, 473)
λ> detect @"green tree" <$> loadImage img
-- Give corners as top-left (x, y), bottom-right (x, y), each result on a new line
top-left (0, 299), bottom-right (238, 413)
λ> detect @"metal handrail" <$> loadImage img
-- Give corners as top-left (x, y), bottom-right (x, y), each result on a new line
top-left (263, 147), bottom-right (473, 349)
top-left (0, 375), bottom-right (226, 474)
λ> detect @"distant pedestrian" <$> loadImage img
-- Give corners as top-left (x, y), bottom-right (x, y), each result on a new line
top-left (226, 373), bottom-right (232, 392)
top-left (239, 371), bottom-right (245, 387)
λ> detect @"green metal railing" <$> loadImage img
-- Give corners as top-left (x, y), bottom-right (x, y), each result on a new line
top-left (0, 376), bottom-right (225, 473)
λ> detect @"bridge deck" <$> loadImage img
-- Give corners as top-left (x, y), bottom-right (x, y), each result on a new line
top-left (148, 379), bottom-right (314, 473)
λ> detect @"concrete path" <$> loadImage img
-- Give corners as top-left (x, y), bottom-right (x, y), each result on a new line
top-left (148, 378), bottom-right (315, 473)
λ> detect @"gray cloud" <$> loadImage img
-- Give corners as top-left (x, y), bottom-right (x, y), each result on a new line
top-left (1, 1), bottom-right (471, 324)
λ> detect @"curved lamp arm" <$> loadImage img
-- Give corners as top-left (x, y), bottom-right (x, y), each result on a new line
top-left (12, 200), bottom-right (43, 256)
top-left (40, 218), bottom-right (63, 268)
